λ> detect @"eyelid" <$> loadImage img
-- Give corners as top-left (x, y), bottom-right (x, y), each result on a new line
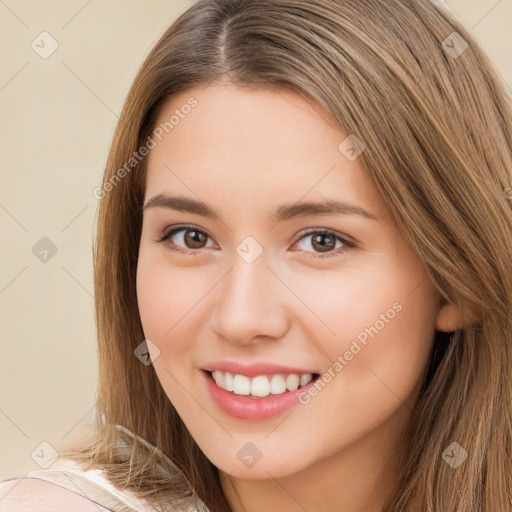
top-left (156, 224), bottom-right (212, 241)
top-left (154, 224), bottom-right (357, 258)
top-left (294, 227), bottom-right (357, 247)
top-left (153, 224), bottom-right (216, 254)
top-left (290, 227), bottom-right (356, 259)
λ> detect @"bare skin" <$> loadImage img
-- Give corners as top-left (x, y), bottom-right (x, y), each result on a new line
top-left (136, 83), bottom-right (468, 512)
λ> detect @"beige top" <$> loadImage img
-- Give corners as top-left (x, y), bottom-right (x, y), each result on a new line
top-left (0, 457), bottom-right (209, 512)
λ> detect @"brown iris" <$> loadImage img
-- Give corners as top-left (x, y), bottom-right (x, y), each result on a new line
top-left (183, 229), bottom-right (208, 249)
top-left (310, 232), bottom-right (336, 253)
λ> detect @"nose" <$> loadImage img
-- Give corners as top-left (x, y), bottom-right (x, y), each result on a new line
top-left (210, 251), bottom-right (289, 346)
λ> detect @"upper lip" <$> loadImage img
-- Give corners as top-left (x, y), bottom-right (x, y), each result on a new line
top-left (202, 360), bottom-right (319, 377)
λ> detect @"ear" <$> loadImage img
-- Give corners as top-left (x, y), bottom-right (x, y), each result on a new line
top-left (435, 297), bottom-right (481, 332)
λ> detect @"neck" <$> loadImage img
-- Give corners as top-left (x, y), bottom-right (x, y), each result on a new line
top-left (219, 404), bottom-right (411, 512)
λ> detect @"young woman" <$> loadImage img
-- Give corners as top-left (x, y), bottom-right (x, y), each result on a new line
top-left (1, 0), bottom-right (511, 511)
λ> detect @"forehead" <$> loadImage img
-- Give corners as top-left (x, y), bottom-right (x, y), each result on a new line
top-left (145, 84), bottom-right (385, 220)
top-left (151, 84), bottom-right (339, 160)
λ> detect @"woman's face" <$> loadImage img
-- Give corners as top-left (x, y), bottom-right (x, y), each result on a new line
top-left (136, 83), bottom-right (451, 481)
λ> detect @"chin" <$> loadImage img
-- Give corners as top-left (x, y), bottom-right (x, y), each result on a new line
top-left (198, 439), bottom-right (313, 480)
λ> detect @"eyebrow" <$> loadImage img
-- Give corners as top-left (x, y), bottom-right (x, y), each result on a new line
top-left (142, 193), bottom-right (379, 223)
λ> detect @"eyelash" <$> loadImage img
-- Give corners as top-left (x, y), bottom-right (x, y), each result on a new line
top-left (153, 224), bottom-right (356, 259)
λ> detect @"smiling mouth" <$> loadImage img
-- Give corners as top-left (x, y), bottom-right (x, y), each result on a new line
top-left (205, 369), bottom-right (321, 399)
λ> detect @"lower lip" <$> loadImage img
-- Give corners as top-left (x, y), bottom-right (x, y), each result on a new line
top-left (202, 370), bottom-right (318, 421)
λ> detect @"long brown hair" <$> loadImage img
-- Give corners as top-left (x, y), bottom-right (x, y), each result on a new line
top-left (59, 1), bottom-right (512, 510)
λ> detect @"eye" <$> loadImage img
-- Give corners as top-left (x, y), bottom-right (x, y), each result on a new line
top-left (291, 229), bottom-right (356, 259)
top-left (154, 224), bottom-right (215, 255)
top-left (154, 225), bottom-right (356, 258)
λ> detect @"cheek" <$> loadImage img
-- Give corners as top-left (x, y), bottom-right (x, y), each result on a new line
top-left (326, 281), bottom-right (438, 415)
top-left (283, 261), bottom-right (411, 352)
top-left (137, 259), bottom-right (168, 338)
top-left (136, 256), bottom-right (201, 404)
top-left (304, 256), bottom-right (437, 398)
top-left (137, 251), bottom-right (178, 342)
top-left (136, 252), bottom-right (213, 356)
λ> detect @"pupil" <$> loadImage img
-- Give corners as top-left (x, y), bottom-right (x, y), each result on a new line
top-left (186, 230), bottom-right (205, 248)
top-left (313, 233), bottom-right (334, 252)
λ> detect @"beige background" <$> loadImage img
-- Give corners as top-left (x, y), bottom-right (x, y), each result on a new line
top-left (0, 0), bottom-right (511, 477)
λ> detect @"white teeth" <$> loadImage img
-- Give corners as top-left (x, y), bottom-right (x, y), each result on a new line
top-left (210, 371), bottom-right (315, 397)
top-left (286, 374), bottom-right (300, 391)
top-left (212, 370), bottom-right (224, 388)
top-left (270, 374), bottom-right (286, 394)
top-left (300, 374), bottom-right (313, 386)
top-left (233, 374), bottom-right (251, 395)
top-left (224, 371), bottom-right (234, 392)
top-left (251, 376), bottom-right (270, 397)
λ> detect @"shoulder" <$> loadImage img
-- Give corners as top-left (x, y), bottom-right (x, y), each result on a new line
top-left (0, 476), bottom-right (112, 511)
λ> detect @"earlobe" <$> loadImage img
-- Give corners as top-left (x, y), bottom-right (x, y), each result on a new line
top-left (435, 298), bottom-right (481, 332)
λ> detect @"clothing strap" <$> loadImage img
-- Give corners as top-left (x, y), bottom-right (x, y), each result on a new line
top-left (1, 470), bottom-right (139, 512)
